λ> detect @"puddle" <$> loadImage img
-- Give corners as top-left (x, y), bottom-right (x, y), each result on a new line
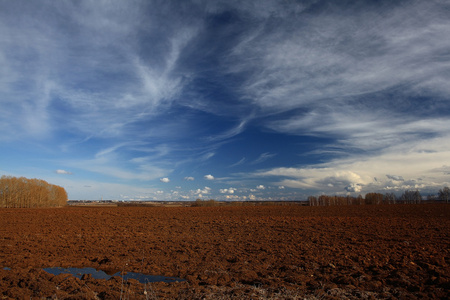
top-left (3, 267), bottom-right (11, 271)
top-left (43, 267), bottom-right (185, 284)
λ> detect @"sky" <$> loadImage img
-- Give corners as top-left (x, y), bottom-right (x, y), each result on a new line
top-left (1, 0), bottom-right (450, 201)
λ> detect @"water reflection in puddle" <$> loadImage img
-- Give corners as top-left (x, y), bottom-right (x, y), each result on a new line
top-left (43, 267), bottom-right (185, 284)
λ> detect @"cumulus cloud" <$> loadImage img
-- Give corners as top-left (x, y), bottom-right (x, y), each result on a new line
top-left (252, 136), bottom-right (450, 193)
top-left (220, 187), bottom-right (237, 194)
top-left (204, 174), bottom-right (215, 180)
top-left (184, 176), bottom-right (195, 181)
top-left (386, 175), bottom-right (404, 181)
top-left (345, 183), bottom-right (363, 193)
top-left (256, 185), bottom-right (265, 190)
top-left (195, 187), bottom-right (211, 195)
top-left (55, 169), bottom-right (72, 175)
top-left (160, 177), bottom-right (170, 183)
top-left (224, 195), bottom-right (241, 200)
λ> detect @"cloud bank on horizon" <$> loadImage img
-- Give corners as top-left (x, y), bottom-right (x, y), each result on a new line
top-left (1, 0), bottom-right (449, 200)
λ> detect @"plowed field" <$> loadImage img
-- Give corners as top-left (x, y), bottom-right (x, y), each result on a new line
top-left (1, 204), bottom-right (449, 299)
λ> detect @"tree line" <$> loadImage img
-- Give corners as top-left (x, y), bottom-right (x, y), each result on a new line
top-left (308, 187), bottom-right (450, 206)
top-left (0, 176), bottom-right (68, 208)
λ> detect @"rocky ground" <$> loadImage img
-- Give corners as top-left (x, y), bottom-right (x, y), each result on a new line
top-left (0, 204), bottom-right (449, 299)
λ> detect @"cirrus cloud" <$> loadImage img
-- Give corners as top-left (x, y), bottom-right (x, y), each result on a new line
top-left (1, 1), bottom-right (449, 201)
top-left (55, 169), bottom-right (72, 175)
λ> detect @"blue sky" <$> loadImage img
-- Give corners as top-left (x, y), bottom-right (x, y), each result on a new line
top-left (1, 0), bottom-right (450, 200)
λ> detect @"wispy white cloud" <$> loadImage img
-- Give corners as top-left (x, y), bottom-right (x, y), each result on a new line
top-left (229, 157), bottom-right (246, 168)
top-left (63, 148), bottom-right (171, 182)
top-left (200, 152), bottom-right (215, 161)
top-left (184, 176), bottom-right (195, 181)
top-left (55, 169), bottom-right (72, 175)
top-left (229, 1), bottom-right (450, 111)
top-left (226, 1), bottom-right (450, 171)
top-left (2, 1), bottom-right (450, 200)
top-left (212, 0), bottom-right (450, 196)
top-left (206, 119), bottom-right (249, 142)
top-left (95, 143), bottom-right (130, 159)
top-left (252, 152), bottom-right (276, 165)
top-left (0, 1), bottom-right (200, 143)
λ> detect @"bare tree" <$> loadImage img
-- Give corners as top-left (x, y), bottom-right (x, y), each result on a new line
top-left (384, 192), bottom-right (397, 204)
top-left (308, 196), bottom-right (318, 206)
top-left (438, 187), bottom-right (450, 203)
top-left (400, 190), bottom-right (422, 204)
top-left (365, 193), bottom-right (383, 205)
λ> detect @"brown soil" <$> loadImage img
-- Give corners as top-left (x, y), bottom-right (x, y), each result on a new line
top-left (0, 204), bottom-right (449, 299)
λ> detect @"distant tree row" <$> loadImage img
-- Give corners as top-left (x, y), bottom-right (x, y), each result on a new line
top-left (0, 176), bottom-right (68, 208)
top-left (308, 187), bottom-right (450, 206)
top-left (427, 187), bottom-right (450, 203)
top-left (192, 199), bottom-right (220, 207)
